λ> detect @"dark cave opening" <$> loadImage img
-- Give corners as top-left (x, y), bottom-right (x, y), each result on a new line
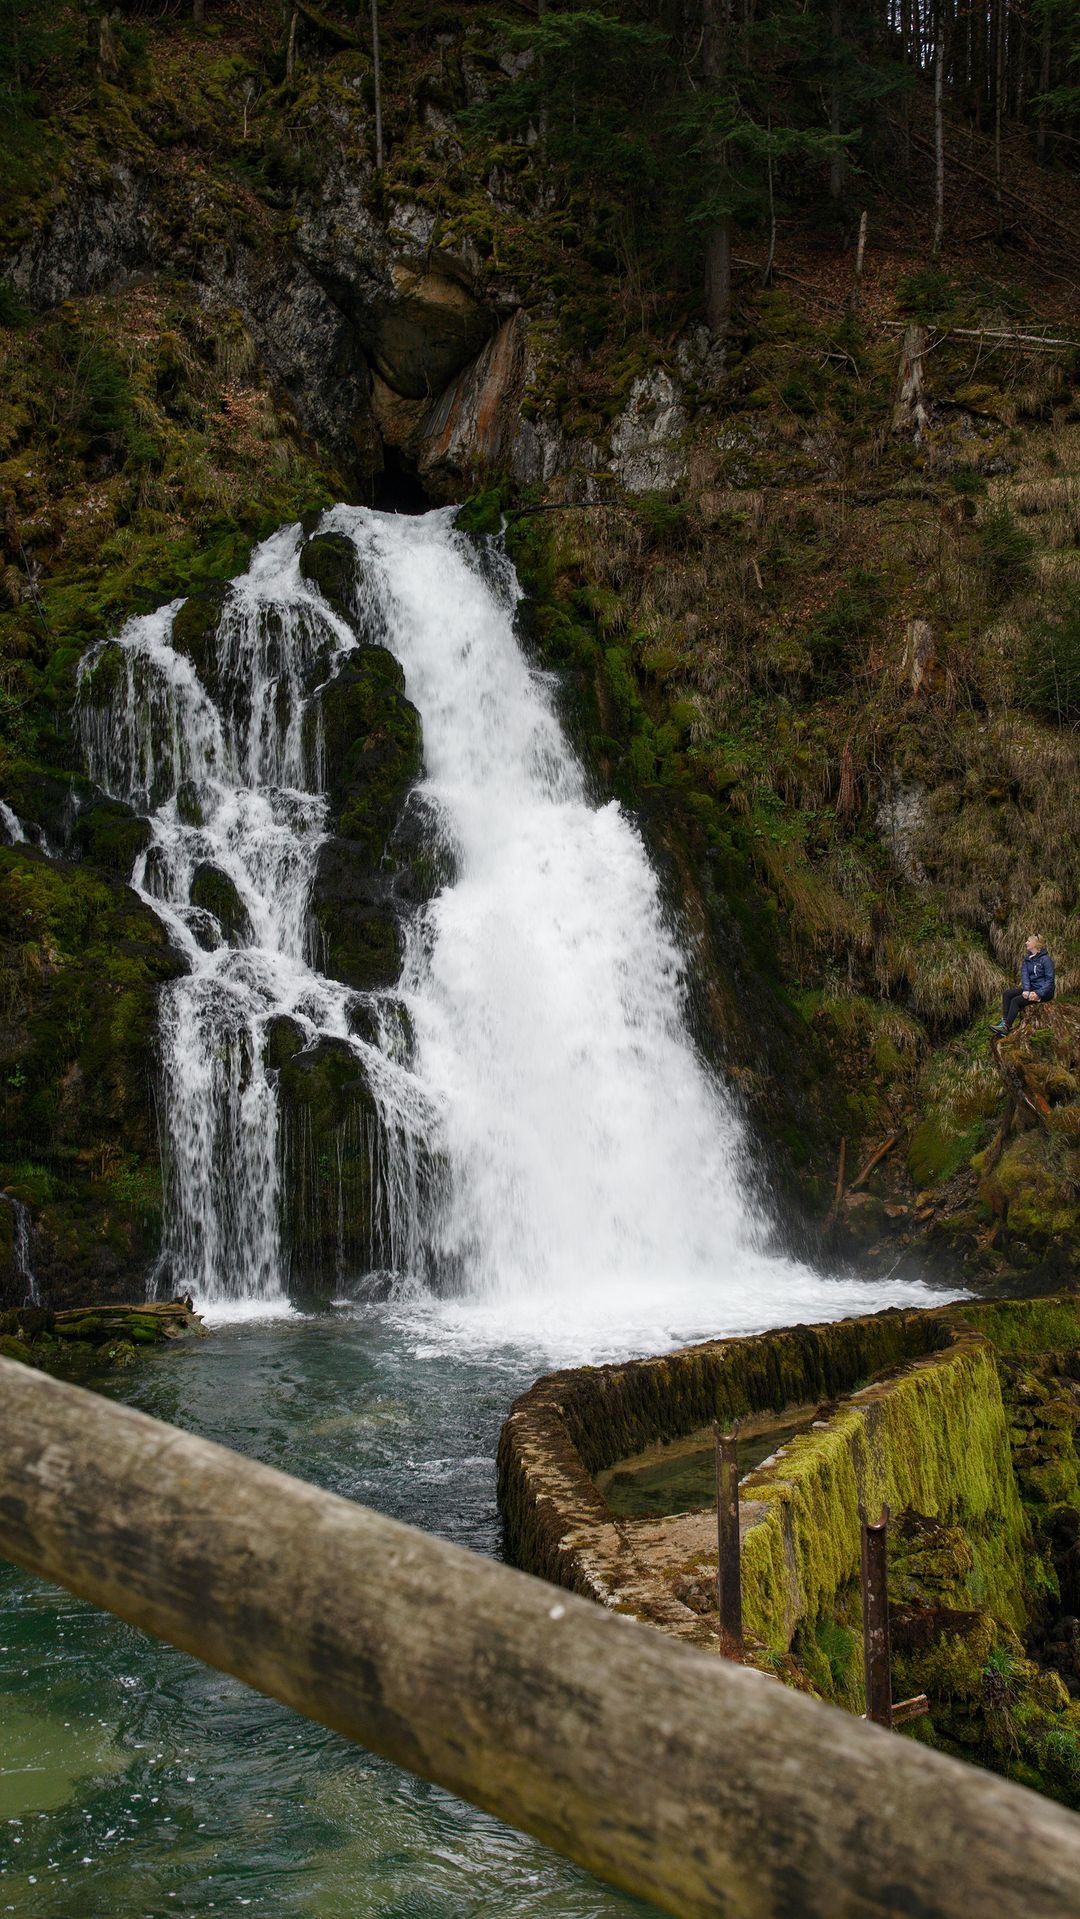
top-left (371, 446), bottom-right (434, 515)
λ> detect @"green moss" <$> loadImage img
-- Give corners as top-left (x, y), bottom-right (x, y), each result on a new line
top-left (298, 532), bottom-right (357, 621)
top-left (962, 1297), bottom-right (1080, 1356)
top-left (909, 1112), bottom-right (990, 1189)
top-left (740, 1338), bottom-right (1026, 1651)
top-left (312, 648), bottom-right (422, 859)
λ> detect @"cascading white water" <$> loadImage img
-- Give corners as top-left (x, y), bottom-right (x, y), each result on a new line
top-left (76, 526), bottom-right (430, 1307)
top-left (323, 508), bottom-right (935, 1352)
top-left (76, 506), bottom-right (935, 1345)
top-left (3, 1196), bottom-right (39, 1307)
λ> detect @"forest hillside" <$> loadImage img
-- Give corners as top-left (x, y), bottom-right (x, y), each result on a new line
top-left (3, 0), bottom-right (1080, 1301)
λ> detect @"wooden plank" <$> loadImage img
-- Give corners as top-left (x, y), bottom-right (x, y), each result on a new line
top-left (893, 1693), bottom-right (930, 1727)
top-left (1, 1360), bottom-right (1079, 1919)
top-left (861, 1505), bottom-right (893, 1728)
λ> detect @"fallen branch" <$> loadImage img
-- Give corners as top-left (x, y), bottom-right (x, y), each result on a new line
top-left (850, 1135), bottom-right (898, 1191)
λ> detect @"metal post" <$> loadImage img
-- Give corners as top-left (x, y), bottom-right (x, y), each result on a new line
top-left (860, 1503), bottom-right (892, 1728)
top-left (714, 1420), bottom-right (743, 1658)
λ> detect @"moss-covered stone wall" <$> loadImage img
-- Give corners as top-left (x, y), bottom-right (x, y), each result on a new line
top-left (498, 1298), bottom-right (1080, 1810)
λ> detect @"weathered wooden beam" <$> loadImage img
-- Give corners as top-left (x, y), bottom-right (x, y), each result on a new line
top-left (893, 1692), bottom-right (930, 1727)
top-left (861, 1503), bottom-right (893, 1729)
top-left (1, 1360), bottom-right (1079, 1919)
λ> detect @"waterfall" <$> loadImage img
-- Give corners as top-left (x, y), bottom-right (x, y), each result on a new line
top-left (76, 525), bottom-right (430, 1307)
top-left (76, 507), bottom-right (932, 1343)
top-left (0, 800), bottom-right (26, 845)
top-left (2, 1195), bottom-right (39, 1306)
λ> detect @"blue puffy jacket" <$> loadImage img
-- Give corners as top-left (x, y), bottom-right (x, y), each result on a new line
top-left (1021, 948), bottom-right (1056, 999)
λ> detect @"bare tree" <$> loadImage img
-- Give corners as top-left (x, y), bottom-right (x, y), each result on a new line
top-left (933, 0), bottom-right (945, 253)
top-left (371, 0), bottom-right (384, 174)
top-left (701, 0), bottom-right (732, 336)
top-left (829, 0), bottom-right (845, 202)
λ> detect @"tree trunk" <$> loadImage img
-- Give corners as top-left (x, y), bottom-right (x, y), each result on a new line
top-left (829, 0), bottom-right (844, 202)
top-left (993, 0), bottom-right (1005, 224)
top-left (285, 6), bottom-right (298, 81)
top-left (763, 124), bottom-right (776, 285)
top-left (192, 0), bottom-right (205, 22)
top-left (701, 0), bottom-right (732, 338)
top-left (933, 4), bottom-right (945, 254)
top-left (1037, 5), bottom-right (1051, 160)
top-left (893, 325), bottom-right (930, 441)
top-left (371, 0), bottom-right (384, 173)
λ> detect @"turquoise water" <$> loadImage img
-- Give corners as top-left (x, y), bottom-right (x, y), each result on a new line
top-left (0, 1310), bottom-right (655, 1918)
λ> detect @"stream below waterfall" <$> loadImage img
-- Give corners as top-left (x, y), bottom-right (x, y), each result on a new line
top-left (0, 1313), bottom-right (659, 1917)
top-left (2, 508), bottom-right (945, 1911)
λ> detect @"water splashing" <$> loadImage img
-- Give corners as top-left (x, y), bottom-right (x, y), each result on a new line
top-left (75, 507), bottom-right (934, 1347)
top-left (76, 524), bottom-right (430, 1306)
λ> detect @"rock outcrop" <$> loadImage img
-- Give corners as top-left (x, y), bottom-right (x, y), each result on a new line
top-left (0, 844), bottom-right (186, 1309)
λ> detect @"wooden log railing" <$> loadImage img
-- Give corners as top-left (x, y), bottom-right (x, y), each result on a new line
top-left (2, 1357), bottom-right (1080, 1919)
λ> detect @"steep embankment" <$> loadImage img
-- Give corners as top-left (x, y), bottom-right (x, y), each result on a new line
top-left (2, 5), bottom-right (1080, 1299)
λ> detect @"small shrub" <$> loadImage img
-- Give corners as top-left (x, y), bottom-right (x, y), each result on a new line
top-left (806, 568), bottom-right (886, 688)
top-left (977, 507), bottom-right (1036, 608)
top-left (1023, 584), bottom-right (1080, 726)
top-left (897, 267), bottom-right (958, 322)
top-left (636, 492), bottom-right (691, 551)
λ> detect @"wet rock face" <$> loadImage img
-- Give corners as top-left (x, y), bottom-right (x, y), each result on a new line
top-left (189, 862), bottom-right (252, 946)
top-left (309, 843), bottom-right (404, 992)
top-left (0, 845), bottom-right (186, 1309)
top-left (298, 533), bottom-right (358, 624)
top-left (367, 263), bottom-right (495, 400)
top-left (170, 584), bottom-right (231, 691)
top-left (275, 1036), bottom-right (380, 1285)
top-left (5, 162), bottom-right (498, 481)
top-left (304, 637), bottom-right (423, 993)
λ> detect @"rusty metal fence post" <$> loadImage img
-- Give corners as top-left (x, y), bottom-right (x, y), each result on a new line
top-left (714, 1420), bottom-right (743, 1658)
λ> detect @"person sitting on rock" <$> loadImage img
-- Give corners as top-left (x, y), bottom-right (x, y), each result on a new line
top-left (992, 934), bottom-right (1056, 1036)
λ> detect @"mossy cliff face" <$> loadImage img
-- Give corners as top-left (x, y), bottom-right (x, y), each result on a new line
top-left (305, 608), bottom-right (424, 993)
top-left (273, 1034), bottom-right (381, 1288)
top-left (0, 844), bottom-right (184, 1308)
top-left (498, 1297), bottom-right (1080, 1811)
top-left (4, 7), bottom-right (1080, 1283)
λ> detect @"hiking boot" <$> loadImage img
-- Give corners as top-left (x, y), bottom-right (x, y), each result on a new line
top-left (990, 1021), bottom-right (1007, 1037)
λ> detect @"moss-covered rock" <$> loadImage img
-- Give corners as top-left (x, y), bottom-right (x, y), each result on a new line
top-left (0, 844), bottom-right (185, 1309)
top-left (298, 532), bottom-right (357, 622)
top-left (189, 861), bottom-right (252, 945)
top-left (72, 797), bottom-right (151, 876)
top-left (311, 646), bottom-right (422, 857)
top-left (277, 1036), bottom-right (380, 1285)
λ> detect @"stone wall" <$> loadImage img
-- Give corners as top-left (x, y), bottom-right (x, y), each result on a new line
top-left (498, 1299), bottom-right (1080, 1806)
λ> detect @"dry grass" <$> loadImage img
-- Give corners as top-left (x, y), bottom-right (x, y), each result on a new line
top-left (882, 936), bottom-right (1003, 1028)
